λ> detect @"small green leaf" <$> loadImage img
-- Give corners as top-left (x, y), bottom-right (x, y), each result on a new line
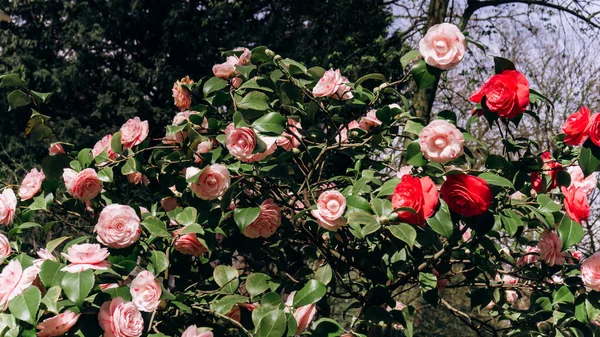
top-left (579, 145), bottom-right (600, 177)
top-left (0, 74), bottom-right (26, 88)
top-left (404, 120), bottom-right (424, 135)
top-left (176, 207), bottom-right (197, 226)
top-left (213, 265), bottom-right (240, 294)
top-left (8, 286), bottom-right (40, 324)
top-left (388, 224), bottom-right (417, 248)
top-left (501, 209), bottom-right (523, 237)
top-left (41, 286), bottom-right (61, 314)
top-left (98, 167), bottom-right (114, 183)
top-left (255, 309), bottom-right (287, 337)
top-left (493, 56), bottom-right (516, 74)
top-left (478, 172), bottom-right (514, 189)
top-left (110, 131), bottom-right (123, 155)
top-left (150, 251), bottom-right (169, 275)
top-left (553, 285), bottom-right (574, 305)
top-left (39, 260), bottom-right (66, 288)
top-left (233, 207), bottom-right (261, 232)
top-left (400, 50), bottom-right (421, 69)
top-left (293, 280), bottom-right (326, 308)
top-left (371, 198), bottom-right (394, 218)
top-left (406, 142), bottom-right (427, 167)
top-left (537, 194), bottom-right (561, 213)
top-left (203, 77), bottom-right (228, 96)
top-left (211, 294), bottom-right (248, 315)
top-left (377, 178), bottom-right (401, 197)
top-left (141, 216), bottom-right (170, 237)
top-left (252, 112), bottom-right (285, 135)
top-left (315, 265), bottom-right (333, 285)
top-left (426, 201), bottom-right (453, 238)
top-left (120, 158), bottom-right (137, 175)
top-left (246, 273), bottom-right (272, 298)
top-left (355, 73), bottom-right (387, 86)
top-left (558, 214), bottom-right (584, 250)
top-left (237, 91), bottom-right (270, 111)
top-left (103, 286), bottom-right (132, 301)
top-left (7, 90), bottom-right (31, 110)
top-left (61, 269), bottom-right (94, 306)
top-left (410, 60), bottom-right (441, 89)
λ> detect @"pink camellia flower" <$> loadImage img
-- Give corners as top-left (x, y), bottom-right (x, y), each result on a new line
top-left (418, 120), bottom-right (464, 163)
top-left (246, 143), bottom-right (277, 163)
top-left (120, 117), bottom-right (149, 149)
top-left (186, 165), bottom-right (230, 200)
top-left (127, 172), bottom-right (143, 185)
top-left (505, 290), bottom-right (518, 304)
top-left (311, 190), bottom-right (347, 231)
top-left (236, 47), bottom-right (252, 66)
top-left (213, 56), bottom-right (239, 80)
top-left (172, 76), bottom-right (194, 111)
top-left (130, 270), bottom-right (162, 312)
top-left (396, 165), bottom-right (413, 179)
top-left (48, 143), bottom-right (66, 156)
top-left (582, 252), bottom-right (600, 291)
top-left (182, 325), bottom-right (214, 337)
top-left (95, 204), bottom-right (142, 249)
top-left (61, 243), bottom-right (111, 273)
top-left (517, 246), bottom-right (540, 266)
top-left (194, 140), bottom-right (215, 163)
top-left (161, 197), bottom-right (179, 212)
top-left (502, 274), bottom-right (518, 285)
top-left (567, 166), bottom-right (597, 196)
top-left (98, 297), bottom-right (144, 337)
top-left (286, 292), bottom-right (317, 334)
top-left (277, 118), bottom-right (303, 151)
top-left (231, 77), bottom-right (242, 89)
top-left (33, 248), bottom-right (57, 267)
top-left (0, 260), bottom-right (39, 310)
top-left (100, 283), bottom-right (120, 291)
top-left (562, 185), bottom-right (590, 224)
top-left (312, 69), bottom-right (353, 100)
top-left (537, 230), bottom-right (565, 267)
top-left (224, 124), bottom-right (257, 162)
top-left (571, 250), bottom-right (583, 262)
top-left (0, 233), bottom-right (11, 262)
top-left (419, 23), bottom-right (466, 70)
top-left (336, 120), bottom-right (360, 143)
top-left (173, 231), bottom-right (208, 256)
top-left (358, 110), bottom-right (382, 131)
top-left (243, 199), bottom-right (282, 238)
top-left (18, 168), bottom-right (45, 201)
top-left (36, 310), bottom-right (81, 337)
top-left (0, 188), bottom-right (17, 225)
top-left (63, 168), bottom-right (103, 201)
top-left (92, 134), bottom-right (118, 162)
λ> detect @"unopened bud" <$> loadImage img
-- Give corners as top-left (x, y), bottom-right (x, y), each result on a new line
top-left (265, 49), bottom-right (275, 58)
top-left (379, 216), bottom-right (389, 225)
top-left (273, 55), bottom-right (282, 63)
top-left (292, 147), bottom-right (301, 155)
top-left (350, 130), bottom-right (359, 138)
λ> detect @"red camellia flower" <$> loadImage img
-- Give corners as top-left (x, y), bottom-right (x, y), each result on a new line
top-left (469, 69), bottom-right (530, 119)
top-left (588, 112), bottom-right (600, 147)
top-left (440, 174), bottom-right (493, 217)
top-left (561, 106), bottom-right (591, 146)
top-left (391, 175), bottom-right (439, 226)
top-left (561, 186), bottom-right (590, 224)
top-left (530, 151), bottom-right (562, 193)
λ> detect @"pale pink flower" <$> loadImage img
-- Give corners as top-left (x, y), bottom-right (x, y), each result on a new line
top-left (182, 325), bottom-right (214, 337)
top-left (313, 69), bottom-right (353, 100)
top-left (130, 271), bottom-right (162, 312)
top-left (277, 118), bottom-right (303, 151)
top-left (0, 233), bottom-right (11, 262)
top-left (173, 231), bottom-right (208, 256)
top-left (172, 76), bottom-right (194, 111)
top-left (538, 230), bottom-right (565, 267)
top-left (236, 47), bottom-right (252, 66)
top-left (285, 292), bottom-right (317, 333)
top-left (213, 56), bottom-right (239, 80)
top-left (100, 283), bottom-right (120, 291)
top-left (231, 77), bottom-right (242, 88)
top-left (311, 190), bottom-right (347, 231)
top-left (186, 165), bottom-right (230, 200)
top-left (335, 120), bottom-right (360, 143)
top-left (505, 290), bottom-right (518, 304)
top-left (48, 143), bottom-right (65, 156)
top-left (0, 260), bottom-right (39, 310)
top-left (581, 252), bottom-right (600, 291)
top-left (243, 199), bottom-right (282, 238)
top-left (120, 117), bottom-right (149, 149)
top-left (18, 168), bottom-right (45, 201)
top-left (127, 172), bottom-right (143, 185)
top-left (63, 168), bottom-right (103, 201)
top-left (567, 166), bottom-right (597, 196)
top-left (224, 124), bottom-right (257, 162)
top-left (571, 250), bottom-right (583, 262)
top-left (36, 310), bottom-right (80, 337)
top-left (418, 120), bottom-right (464, 163)
top-left (98, 297), bottom-right (144, 337)
top-left (396, 165), bottom-right (413, 179)
top-left (246, 142), bottom-right (277, 163)
top-left (92, 135), bottom-right (118, 162)
top-left (61, 243), bottom-right (111, 273)
top-left (194, 140), bottom-right (215, 163)
top-left (419, 23), bottom-right (466, 70)
top-left (95, 204), bottom-right (142, 249)
top-left (359, 110), bottom-right (382, 130)
top-left (0, 189), bottom-right (17, 225)
top-left (33, 248), bottom-right (57, 267)
top-left (518, 246), bottom-right (540, 266)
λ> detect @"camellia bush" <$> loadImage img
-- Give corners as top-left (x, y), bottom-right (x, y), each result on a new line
top-left (2, 22), bottom-right (600, 337)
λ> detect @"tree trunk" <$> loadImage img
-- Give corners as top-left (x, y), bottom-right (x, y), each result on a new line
top-left (412, 0), bottom-right (450, 123)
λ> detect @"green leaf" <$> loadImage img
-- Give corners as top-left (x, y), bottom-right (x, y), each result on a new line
top-left (46, 236), bottom-right (70, 253)
top-left (579, 145), bottom-right (600, 177)
top-left (30, 91), bottom-right (52, 103)
top-left (400, 50), bottom-right (421, 69)
top-left (388, 224), bottom-right (417, 248)
top-left (246, 273), bottom-right (272, 298)
top-left (150, 251), bottom-right (169, 275)
top-left (7, 90), bottom-right (30, 110)
top-left (233, 207), bottom-right (261, 232)
top-left (103, 286), bottom-right (132, 301)
top-left (98, 167), bottom-right (113, 183)
top-left (211, 294), bottom-right (248, 315)
top-left (176, 207), bottom-right (197, 226)
top-left (347, 212), bottom-right (378, 227)
top-left (553, 285), bottom-right (574, 305)
top-left (0, 74), bottom-right (26, 88)
top-left (426, 201), bottom-right (453, 238)
top-left (558, 214), bottom-right (584, 250)
top-left (315, 264), bottom-right (333, 285)
top-left (141, 216), bottom-right (170, 237)
top-left (478, 172), bottom-right (514, 189)
top-left (307, 66), bottom-right (326, 80)
top-left (237, 91), bottom-right (270, 111)
top-left (371, 198), bottom-right (394, 218)
top-left (403, 120), bottom-right (424, 135)
top-left (501, 209), bottom-right (523, 237)
top-left (29, 193), bottom-right (52, 211)
top-left (30, 124), bottom-right (53, 142)
top-left (8, 287), bottom-right (40, 324)
top-left (252, 112), bottom-right (286, 135)
top-left (61, 269), bottom-right (94, 306)
top-left (179, 223), bottom-right (205, 235)
top-left (355, 73), bottom-right (387, 86)
top-left (312, 318), bottom-right (344, 337)
top-left (203, 77), bottom-right (228, 96)
top-left (537, 194), bottom-right (561, 213)
top-left (293, 280), bottom-right (326, 308)
top-left (377, 178), bottom-right (401, 197)
top-left (437, 110), bottom-right (457, 124)
top-left (255, 309), bottom-right (287, 337)
top-left (41, 286), bottom-right (61, 314)
top-left (406, 142), bottom-right (427, 167)
top-left (410, 60), bottom-right (441, 89)
top-left (120, 158), bottom-right (137, 175)
top-left (39, 260), bottom-right (66, 288)
top-left (213, 265), bottom-right (240, 294)
top-left (493, 56), bottom-right (516, 74)
top-left (110, 131), bottom-right (123, 155)
top-left (346, 195), bottom-right (371, 212)
top-left (235, 65), bottom-right (257, 79)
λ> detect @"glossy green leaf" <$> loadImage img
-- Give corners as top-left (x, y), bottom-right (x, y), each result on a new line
top-left (478, 172), bottom-right (514, 189)
top-left (293, 280), bottom-right (326, 308)
top-left (246, 273), bottom-right (271, 298)
top-left (61, 269), bottom-right (94, 306)
top-left (203, 77), bottom-right (228, 96)
top-left (237, 91), bottom-right (270, 111)
top-left (252, 112), bottom-right (285, 134)
top-left (388, 224), bottom-right (417, 248)
top-left (8, 286), bottom-right (40, 324)
top-left (213, 265), bottom-right (240, 294)
top-left (233, 207), bottom-right (261, 232)
top-left (558, 214), bottom-right (584, 250)
top-left (141, 216), bottom-right (170, 237)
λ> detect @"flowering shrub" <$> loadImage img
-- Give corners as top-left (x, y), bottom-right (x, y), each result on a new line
top-left (1, 22), bottom-right (600, 337)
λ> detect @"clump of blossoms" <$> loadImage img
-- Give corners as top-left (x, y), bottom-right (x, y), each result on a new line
top-left (1, 22), bottom-right (600, 337)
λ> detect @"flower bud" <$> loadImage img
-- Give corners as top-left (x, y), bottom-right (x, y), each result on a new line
top-left (292, 148), bottom-right (301, 155)
top-left (265, 49), bottom-right (275, 58)
top-left (273, 55), bottom-right (282, 63)
top-left (379, 216), bottom-right (389, 225)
